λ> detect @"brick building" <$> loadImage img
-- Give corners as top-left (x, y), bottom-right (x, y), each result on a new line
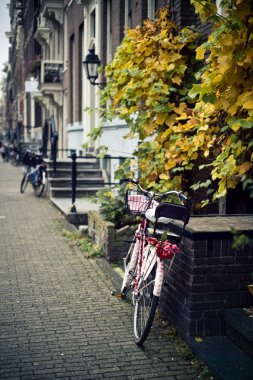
top-left (7, 0), bottom-right (237, 204)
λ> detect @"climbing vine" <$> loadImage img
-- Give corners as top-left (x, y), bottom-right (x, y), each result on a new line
top-left (99, 1), bottom-right (253, 205)
top-left (189, 0), bottom-right (253, 203)
top-left (100, 8), bottom-right (199, 192)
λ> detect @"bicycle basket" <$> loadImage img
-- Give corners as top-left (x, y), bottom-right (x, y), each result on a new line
top-left (22, 151), bottom-right (38, 167)
top-left (126, 190), bottom-right (158, 216)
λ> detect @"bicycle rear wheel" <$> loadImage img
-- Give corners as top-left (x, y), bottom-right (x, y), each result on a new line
top-left (133, 269), bottom-right (159, 345)
top-left (33, 170), bottom-right (45, 197)
top-left (20, 171), bottom-right (29, 193)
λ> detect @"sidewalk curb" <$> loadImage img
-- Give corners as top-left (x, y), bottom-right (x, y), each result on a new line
top-left (95, 257), bottom-right (123, 292)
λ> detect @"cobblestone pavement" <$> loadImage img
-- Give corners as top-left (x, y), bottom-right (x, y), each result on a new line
top-left (0, 161), bottom-right (200, 380)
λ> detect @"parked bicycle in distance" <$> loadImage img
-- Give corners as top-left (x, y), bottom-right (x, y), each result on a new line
top-left (20, 151), bottom-right (47, 197)
top-left (112, 178), bottom-right (190, 345)
top-left (9, 144), bottom-right (23, 166)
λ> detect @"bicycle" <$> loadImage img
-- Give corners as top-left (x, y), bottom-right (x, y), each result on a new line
top-left (9, 144), bottom-right (23, 166)
top-left (112, 178), bottom-right (190, 345)
top-left (20, 151), bottom-right (47, 197)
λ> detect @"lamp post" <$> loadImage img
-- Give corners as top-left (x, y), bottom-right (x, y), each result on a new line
top-left (83, 48), bottom-right (106, 87)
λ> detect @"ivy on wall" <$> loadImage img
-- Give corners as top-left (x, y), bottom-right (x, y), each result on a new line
top-left (97, 1), bottom-right (253, 206)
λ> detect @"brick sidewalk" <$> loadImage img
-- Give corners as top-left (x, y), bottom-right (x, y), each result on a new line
top-left (0, 161), bottom-right (199, 380)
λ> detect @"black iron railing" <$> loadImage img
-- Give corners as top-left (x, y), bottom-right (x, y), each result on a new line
top-left (42, 116), bottom-right (58, 175)
top-left (68, 152), bottom-right (131, 213)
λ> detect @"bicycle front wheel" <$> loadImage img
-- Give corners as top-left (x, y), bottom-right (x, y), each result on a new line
top-left (20, 172), bottom-right (29, 193)
top-left (133, 269), bottom-right (159, 345)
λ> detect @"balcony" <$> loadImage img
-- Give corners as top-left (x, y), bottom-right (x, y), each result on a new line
top-left (40, 0), bottom-right (64, 25)
top-left (37, 60), bottom-right (64, 107)
top-left (34, 14), bottom-right (50, 46)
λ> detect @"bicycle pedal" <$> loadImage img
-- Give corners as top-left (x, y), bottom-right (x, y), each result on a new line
top-left (111, 290), bottom-right (126, 300)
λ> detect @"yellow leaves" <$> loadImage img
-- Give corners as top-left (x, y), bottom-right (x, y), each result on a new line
top-left (167, 63), bottom-right (175, 72)
top-left (188, 117), bottom-right (200, 126)
top-left (228, 91), bottom-right (253, 115)
top-left (142, 121), bottom-right (156, 136)
top-left (159, 173), bottom-right (169, 180)
top-left (217, 56), bottom-right (231, 75)
top-left (190, 152), bottom-right (198, 160)
top-left (226, 176), bottom-right (238, 190)
top-left (190, 0), bottom-right (217, 22)
top-left (243, 100), bottom-right (253, 110)
top-left (212, 74), bottom-right (223, 86)
top-left (156, 113), bottom-right (168, 125)
top-left (230, 121), bottom-right (241, 132)
top-left (237, 161), bottom-right (252, 176)
top-left (193, 132), bottom-right (206, 147)
top-left (101, 4), bottom-right (253, 200)
top-left (172, 75), bottom-right (182, 85)
top-left (165, 161), bottom-right (176, 171)
top-left (241, 91), bottom-right (253, 104)
top-left (196, 46), bottom-right (206, 60)
top-left (174, 103), bottom-right (187, 115)
top-left (176, 113), bottom-right (188, 121)
top-left (221, 35), bottom-right (234, 48)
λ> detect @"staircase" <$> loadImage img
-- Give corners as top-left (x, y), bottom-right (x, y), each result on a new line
top-left (187, 308), bottom-right (253, 380)
top-left (46, 158), bottom-right (106, 225)
top-left (225, 307), bottom-right (253, 359)
top-left (47, 158), bottom-right (106, 198)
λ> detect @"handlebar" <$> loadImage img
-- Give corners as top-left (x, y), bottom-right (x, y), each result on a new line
top-left (119, 178), bottom-right (139, 185)
top-left (120, 178), bottom-right (189, 205)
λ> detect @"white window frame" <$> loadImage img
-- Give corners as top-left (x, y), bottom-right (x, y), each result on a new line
top-left (148, 0), bottom-right (158, 20)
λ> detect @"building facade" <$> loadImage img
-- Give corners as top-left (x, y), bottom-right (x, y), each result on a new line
top-left (5, 0), bottom-right (205, 156)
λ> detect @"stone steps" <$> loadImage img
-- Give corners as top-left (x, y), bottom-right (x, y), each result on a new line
top-left (49, 177), bottom-right (104, 187)
top-left (225, 307), bottom-right (253, 358)
top-left (47, 168), bottom-right (103, 178)
top-left (46, 159), bottom-right (105, 198)
top-left (187, 335), bottom-right (253, 380)
top-left (50, 186), bottom-right (104, 198)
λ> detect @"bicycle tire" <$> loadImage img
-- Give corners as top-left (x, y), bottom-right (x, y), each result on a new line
top-left (20, 172), bottom-right (29, 193)
top-left (33, 170), bottom-right (45, 197)
top-left (133, 268), bottom-right (159, 345)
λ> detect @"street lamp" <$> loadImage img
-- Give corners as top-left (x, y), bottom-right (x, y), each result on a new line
top-left (83, 48), bottom-right (105, 87)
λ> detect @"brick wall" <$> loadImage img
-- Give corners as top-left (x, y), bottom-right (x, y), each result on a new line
top-left (88, 210), bottom-right (134, 262)
top-left (160, 215), bottom-right (253, 337)
top-left (131, 1), bottom-right (148, 27)
top-left (65, 1), bottom-right (84, 124)
top-left (111, 0), bottom-right (125, 56)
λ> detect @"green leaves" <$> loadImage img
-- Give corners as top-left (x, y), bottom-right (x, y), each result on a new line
top-left (98, 2), bottom-right (253, 208)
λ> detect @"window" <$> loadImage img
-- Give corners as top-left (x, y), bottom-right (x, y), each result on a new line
top-left (78, 23), bottom-right (84, 121)
top-left (106, 0), bottom-right (112, 62)
top-left (125, 0), bottom-right (132, 28)
top-left (90, 8), bottom-right (96, 38)
top-left (69, 34), bottom-right (75, 123)
top-left (148, 0), bottom-right (158, 20)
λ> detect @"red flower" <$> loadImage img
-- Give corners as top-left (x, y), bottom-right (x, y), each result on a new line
top-left (156, 240), bottom-right (180, 260)
top-left (147, 237), bottom-right (180, 260)
top-left (147, 237), bottom-right (158, 246)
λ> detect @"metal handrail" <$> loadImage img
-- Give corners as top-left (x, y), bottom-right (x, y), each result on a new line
top-left (68, 153), bottom-right (132, 213)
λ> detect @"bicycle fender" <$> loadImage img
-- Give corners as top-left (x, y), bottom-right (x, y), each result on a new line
top-left (153, 258), bottom-right (164, 297)
top-left (42, 170), bottom-right (46, 185)
top-left (142, 246), bottom-right (157, 281)
top-left (122, 240), bottom-right (139, 290)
